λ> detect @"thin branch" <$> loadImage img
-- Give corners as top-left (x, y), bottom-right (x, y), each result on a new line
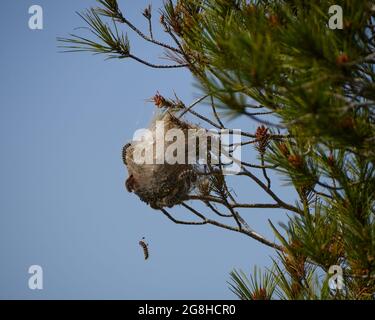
top-left (187, 195), bottom-right (226, 204)
top-left (222, 197), bottom-right (244, 230)
top-left (184, 108), bottom-right (224, 129)
top-left (175, 97), bottom-right (290, 140)
top-left (245, 104), bottom-right (267, 109)
top-left (260, 154), bottom-right (271, 189)
top-left (246, 111), bottom-right (275, 116)
top-left (313, 189), bottom-right (334, 200)
top-left (178, 95), bottom-right (209, 118)
top-left (238, 168), bottom-right (304, 215)
top-left (148, 19), bottom-right (154, 40)
top-left (240, 160), bottom-right (277, 170)
top-left (160, 208), bottom-right (207, 225)
top-left (181, 203), bottom-right (207, 220)
top-left (180, 203), bottom-right (282, 251)
top-left (207, 218), bottom-right (283, 250)
top-left (317, 180), bottom-right (344, 191)
top-left (244, 111), bottom-right (285, 129)
top-left (128, 54), bottom-right (188, 68)
top-left (205, 201), bottom-right (232, 217)
top-left (232, 203), bottom-right (282, 209)
top-left (160, 20), bottom-right (196, 72)
top-left (187, 195), bottom-right (283, 210)
top-left (116, 13), bottom-right (182, 54)
top-left (210, 95), bottom-right (225, 128)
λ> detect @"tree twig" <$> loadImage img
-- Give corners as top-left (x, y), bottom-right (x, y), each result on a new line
top-left (129, 54), bottom-right (188, 68)
top-left (238, 168), bottom-right (304, 215)
top-left (117, 13), bottom-right (182, 54)
top-left (160, 208), bottom-right (207, 225)
top-left (180, 203), bottom-right (283, 251)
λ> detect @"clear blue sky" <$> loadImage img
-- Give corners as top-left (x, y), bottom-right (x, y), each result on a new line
top-left (0, 0), bottom-right (295, 299)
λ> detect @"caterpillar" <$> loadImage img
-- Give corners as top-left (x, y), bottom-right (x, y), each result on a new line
top-left (178, 169), bottom-right (197, 183)
top-left (122, 143), bottom-right (131, 166)
top-left (139, 237), bottom-right (149, 260)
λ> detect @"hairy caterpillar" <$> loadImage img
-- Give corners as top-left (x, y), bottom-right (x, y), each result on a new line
top-left (178, 169), bottom-right (197, 183)
top-left (122, 143), bottom-right (131, 166)
top-left (139, 237), bottom-right (149, 260)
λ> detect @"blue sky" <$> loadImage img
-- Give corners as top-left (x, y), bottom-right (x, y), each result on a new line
top-left (0, 0), bottom-right (296, 299)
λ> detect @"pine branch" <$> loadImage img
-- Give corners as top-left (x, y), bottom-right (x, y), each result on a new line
top-left (180, 203), bottom-right (283, 251)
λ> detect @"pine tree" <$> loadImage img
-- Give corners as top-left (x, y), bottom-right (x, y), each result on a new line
top-left (59, 0), bottom-right (375, 299)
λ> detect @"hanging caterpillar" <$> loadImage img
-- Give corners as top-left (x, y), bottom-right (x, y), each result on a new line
top-left (139, 237), bottom-right (149, 260)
